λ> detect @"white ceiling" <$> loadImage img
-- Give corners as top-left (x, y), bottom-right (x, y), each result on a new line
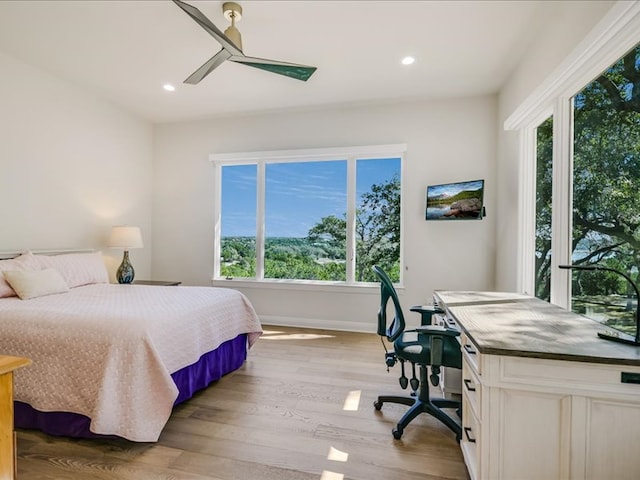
top-left (0, 0), bottom-right (547, 124)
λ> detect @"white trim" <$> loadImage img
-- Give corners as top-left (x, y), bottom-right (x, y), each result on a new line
top-left (210, 143), bottom-right (407, 164)
top-left (212, 162), bottom-right (222, 277)
top-left (505, 1), bottom-right (640, 130)
top-left (212, 144), bottom-right (405, 285)
top-left (256, 163), bottom-right (266, 279)
top-left (549, 97), bottom-right (574, 308)
top-left (211, 277), bottom-right (396, 294)
top-left (508, 0), bottom-right (640, 306)
top-left (518, 127), bottom-right (537, 295)
top-left (259, 314), bottom-right (376, 334)
top-left (346, 157), bottom-right (356, 281)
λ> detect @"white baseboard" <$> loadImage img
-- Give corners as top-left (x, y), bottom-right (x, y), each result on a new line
top-left (258, 314), bottom-right (376, 334)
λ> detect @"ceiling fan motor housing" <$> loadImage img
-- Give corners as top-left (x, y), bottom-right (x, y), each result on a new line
top-left (223, 2), bottom-right (243, 49)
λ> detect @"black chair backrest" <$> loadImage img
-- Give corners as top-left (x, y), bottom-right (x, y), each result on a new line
top-left (373, 265), bottom-right (405, 342)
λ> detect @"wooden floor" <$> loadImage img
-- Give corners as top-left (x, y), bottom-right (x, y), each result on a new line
top-left (16, 326), bottom-right (469, 480)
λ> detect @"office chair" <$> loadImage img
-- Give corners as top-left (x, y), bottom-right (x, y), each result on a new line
top-left (372, 265), bottom-right (462, 440)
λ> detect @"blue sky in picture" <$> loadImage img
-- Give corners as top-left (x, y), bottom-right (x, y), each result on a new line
top-left (221, 158), bottom-right (400, 238)
top-left (427, 179), bottom-right (484, 199)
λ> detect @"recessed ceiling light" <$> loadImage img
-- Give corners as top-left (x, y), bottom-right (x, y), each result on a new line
top-left (401, 56), bottom-right (415, 65)
top-left (163, 84), bottom-right (176, 92)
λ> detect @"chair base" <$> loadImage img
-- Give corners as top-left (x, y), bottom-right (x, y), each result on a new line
top-left (374, 394), bottom-right (462, 441)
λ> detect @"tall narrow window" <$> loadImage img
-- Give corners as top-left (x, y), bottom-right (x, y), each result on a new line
top-left (265, 160), bottom-right (347, 281)
top-left (570, 43), bottom-right (640, 336)
top-left (535, 116), bottom-right (553, 301)
top-left (220, 164), bottom-right (257, 279)
top-left (355, 158), bottom-right (401, 282)
top-left (214, 145), bottom-right (404, 284)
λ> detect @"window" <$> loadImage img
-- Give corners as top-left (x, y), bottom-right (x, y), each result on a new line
top-left (569, 44), bottom-right (640, 336)
top-left (212, 145), bottom-right (404, 284)
top-left (506, 3), bottom-right (640, 338)
top-left (535, 116), bottom-right (553, 301)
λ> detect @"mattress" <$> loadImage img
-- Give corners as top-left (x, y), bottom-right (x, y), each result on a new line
top-left (0, 283), bottom-right (262, 441)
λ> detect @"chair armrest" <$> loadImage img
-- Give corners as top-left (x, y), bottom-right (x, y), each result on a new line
top-left (410, 305), bottom-right (444, 315)
top-left (410, 305), bottom-right (444, 325)
top-left (411, 325), bottom-right (460, 337)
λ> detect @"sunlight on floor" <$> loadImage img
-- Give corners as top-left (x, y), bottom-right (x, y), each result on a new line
top-left (327, 446), bottom-right (349, 462)
top-left (342, 390), bottom-right (361, 411)
top-left (320, 471), bottom-right (344, 480)
top-left (260, 329), bottom-right (335, 341)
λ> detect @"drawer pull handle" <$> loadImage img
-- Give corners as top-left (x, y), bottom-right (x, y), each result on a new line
top-left (464, 426), bottom-right (476, 443)
top-left (463, 344), bottom-right (477, 355)
top-left (463, 378), bottom-right (476, 392)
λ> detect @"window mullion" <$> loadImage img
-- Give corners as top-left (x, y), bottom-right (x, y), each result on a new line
top-left (549, 96), bottom-right (574, 308)
top-left (346, 157), bottom-right (356, 283)
top-left (256, 163), bottom-right (266, 279)
top-left (518, 127), bottom-right (537, 295)
top-left (212, 162), bottom-right (222, 278)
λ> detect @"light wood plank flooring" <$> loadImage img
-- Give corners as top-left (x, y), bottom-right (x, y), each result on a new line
top-left (16, 326), bottom-right (469, 479)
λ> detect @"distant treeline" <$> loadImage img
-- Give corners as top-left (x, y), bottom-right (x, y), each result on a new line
top-left (427, 188), bottom-right (482, 206)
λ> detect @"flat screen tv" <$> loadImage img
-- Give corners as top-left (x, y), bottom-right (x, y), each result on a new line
top-left (425, 179), bottom-right (485, 220)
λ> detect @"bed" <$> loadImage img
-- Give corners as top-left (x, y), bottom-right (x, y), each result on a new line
top-left (0, 250), bottom-right (262, 442)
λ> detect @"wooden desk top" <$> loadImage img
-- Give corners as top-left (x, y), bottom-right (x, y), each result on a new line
top-left (434, 291), bottom-right (640, 367)
top-left (0, 355), bottom-right (31, 375)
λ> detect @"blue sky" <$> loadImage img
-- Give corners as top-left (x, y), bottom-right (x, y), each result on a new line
top-left (221, 158), bottom-right (400, 237)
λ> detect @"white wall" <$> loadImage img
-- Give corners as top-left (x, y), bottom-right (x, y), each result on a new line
top-left (153, 96), bottom-right (497, 331)
top-left (495, 0), bottom-right (615, 292)
top-left (0, 51), bottom-right (154, 280)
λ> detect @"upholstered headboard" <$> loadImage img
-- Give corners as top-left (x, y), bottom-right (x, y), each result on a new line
top-left (0, 249), bottom-right (95, 260)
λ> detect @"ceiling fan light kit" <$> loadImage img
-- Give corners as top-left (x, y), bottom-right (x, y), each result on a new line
top-left (222, 2), bottom-right (242, 50)
top-left (172, 0), bottom-right (317, 84)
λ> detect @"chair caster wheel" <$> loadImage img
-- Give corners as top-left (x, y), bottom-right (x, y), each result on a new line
top-left (373, 400), bottom-right (383, 411)
top-left (392, 427), bottom-right (403, 439)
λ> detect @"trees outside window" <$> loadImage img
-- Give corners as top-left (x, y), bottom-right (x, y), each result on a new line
top-left (534, 43), bottom-right (640, 335)
top-left (535, 116), bottom-right (553, 301)
top-left (215, 147), bottom-right (403, 283)
top-left (569, 43), bottom-right (640, 335)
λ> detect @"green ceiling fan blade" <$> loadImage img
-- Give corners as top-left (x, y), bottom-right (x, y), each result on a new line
top-left (232, 58), bottom-right (317, 82)
top-left (174, 0), bottom-right (317, 84)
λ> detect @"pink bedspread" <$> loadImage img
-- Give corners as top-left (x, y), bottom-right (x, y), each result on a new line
top-left (0, 284), bottom-right (262, 441)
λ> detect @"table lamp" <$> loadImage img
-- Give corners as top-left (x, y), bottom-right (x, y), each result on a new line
top-left (559, 264), bottom-right (640, 346)
top-left (108, 225), bottom-right (143, 284)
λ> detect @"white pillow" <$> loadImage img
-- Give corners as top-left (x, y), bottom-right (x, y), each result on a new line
top-left (3, 268), bottom-right (70, 300)
top-left (0, 252), bottom-right (39, 298)
top-left (33, 251), bottom-right (109, 288)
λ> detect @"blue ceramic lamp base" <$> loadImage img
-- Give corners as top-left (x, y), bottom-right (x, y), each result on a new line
top-left (117, 250), bottom-right (135, 284)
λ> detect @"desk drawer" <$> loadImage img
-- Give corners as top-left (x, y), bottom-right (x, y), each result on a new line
top-left (461, 387), bottom-right (480, 480)
top-left (461, 333), bottom-right (482, 375)
top-left (462, 355), bottom-right (481, 418)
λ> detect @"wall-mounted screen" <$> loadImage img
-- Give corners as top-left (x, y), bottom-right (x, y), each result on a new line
top-left (425, 179), bottom-right (485, 220)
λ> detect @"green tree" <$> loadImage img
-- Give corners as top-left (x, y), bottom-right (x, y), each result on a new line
top-left (307, 175), bottom-right (400, 282)
top-left (535, 44), bottom-right (640, 332)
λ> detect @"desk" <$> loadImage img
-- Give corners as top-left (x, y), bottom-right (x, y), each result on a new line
top-left (434, 291), bottom-right (640, 480)
top-left (0, 355), bottom-right (31, 480)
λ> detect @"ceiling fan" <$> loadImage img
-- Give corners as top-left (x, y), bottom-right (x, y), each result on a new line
top-left (172, 0), bottom-right (317, 84)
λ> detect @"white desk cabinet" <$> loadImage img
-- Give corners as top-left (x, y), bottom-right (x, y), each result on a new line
top-left (434, 291), bottom-right (640, 480)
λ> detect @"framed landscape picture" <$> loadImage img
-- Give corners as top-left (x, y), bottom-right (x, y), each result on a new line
top-left (425, 179), bottom-right (485, 220)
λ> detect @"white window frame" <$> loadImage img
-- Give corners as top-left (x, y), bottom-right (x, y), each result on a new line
top-left (210, 144), bottom-right (406, 287)
top-left (505, 1), bottom-right (640, 308)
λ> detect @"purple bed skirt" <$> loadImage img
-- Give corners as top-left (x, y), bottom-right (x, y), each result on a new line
top-left (14, 333), bottom-right (248, 440)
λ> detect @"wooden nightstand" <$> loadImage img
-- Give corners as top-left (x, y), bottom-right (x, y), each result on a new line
top-left (131, 280), bottom-right (181, 286)
top-left (1, 355), bottom-right (31, 480)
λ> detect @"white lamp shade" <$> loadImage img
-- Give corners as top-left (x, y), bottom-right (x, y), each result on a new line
top-left (108, 226), bottom-right (143, 249)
